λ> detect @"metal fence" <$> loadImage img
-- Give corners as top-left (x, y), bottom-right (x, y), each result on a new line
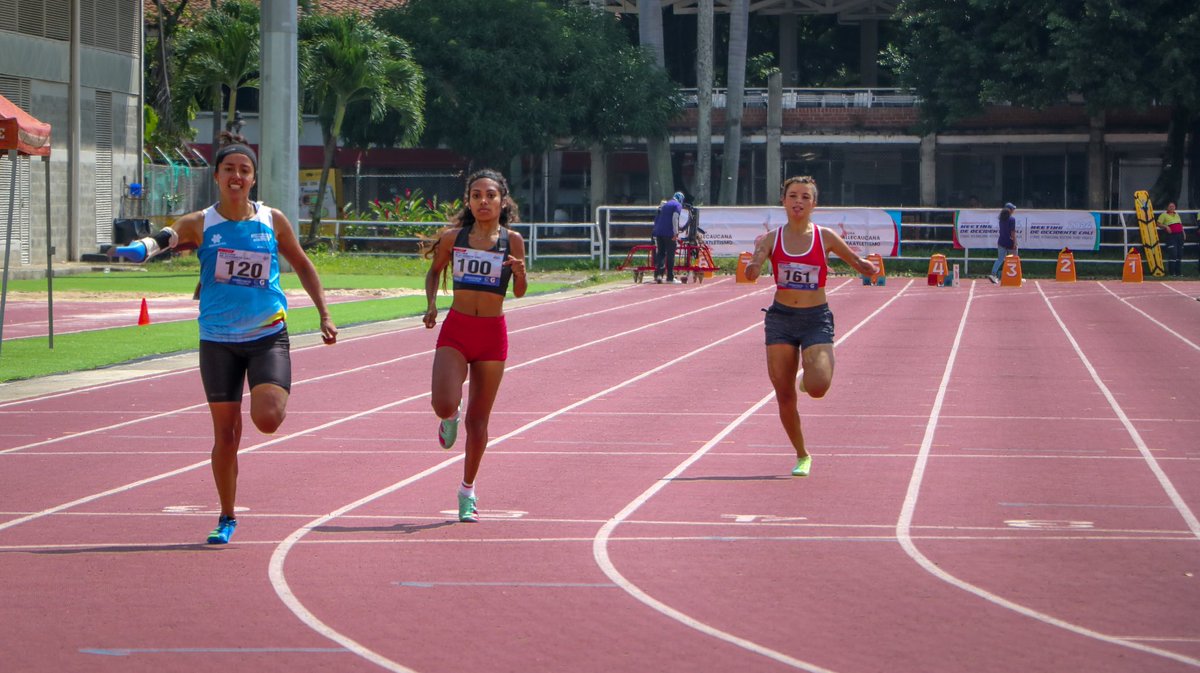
top-left (599, 206), bottom-right (1200, 276)
top-left (317, 219), bottom-right (601, 266)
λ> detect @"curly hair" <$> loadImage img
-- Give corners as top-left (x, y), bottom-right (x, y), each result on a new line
top-left (451, 168), bottom-right (521, 229)
top-left (422, 169), bottom-right (520, 259)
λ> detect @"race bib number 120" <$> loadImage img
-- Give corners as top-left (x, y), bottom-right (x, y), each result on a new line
top-left (215, 248), bottom-right (270, 287)
top-left (453, 247), bottom-right (504, 288)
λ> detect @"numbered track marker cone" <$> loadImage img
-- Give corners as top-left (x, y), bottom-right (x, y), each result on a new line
top-left (1000, 255), bottom-right (1023, 286)
top-left (736, 251), bottom-right (756, 284)
top-left (1122, 248), bottom-right (1144, 283)
top-left (1056, 249), bottom-right (1076, 282)
top-left (862, 253), bottom-right (885, 286)
top-left (927, 253), bottom-right (947, 286)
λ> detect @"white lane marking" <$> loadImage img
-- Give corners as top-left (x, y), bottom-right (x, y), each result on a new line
top-left (0, 286), bottom-right (708, 452)
top-left (0, 284), bottom-right (773, 530)
top-left (0, 280), bottom-right (651, 410)
top-left (591, 280), bottom-right (913, 672)
top-left (269, 290), bottom-right (779, 673)
top-left (1097, 282), bottom-right (1200, 352)
top-left (894, 280), bottom-right (1200, 668)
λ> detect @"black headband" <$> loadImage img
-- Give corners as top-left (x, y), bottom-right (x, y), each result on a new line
top-left (215, 143), bottom-right (258, 172)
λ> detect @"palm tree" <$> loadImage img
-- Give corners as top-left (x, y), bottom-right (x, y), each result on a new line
top-left (174, 0), bottom-right (260, 153)
top-left (637, 0), bottom-right (674, 202)
top-left (695, 0), bottom-right (714, 205)
top-left (299, 11), bottom-right (425, 244)
top-left (718, 0), bottom-right (748, 205)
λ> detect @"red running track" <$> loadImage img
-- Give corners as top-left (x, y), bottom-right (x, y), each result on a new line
top-left (0, 277), bottom-right (1197, 673)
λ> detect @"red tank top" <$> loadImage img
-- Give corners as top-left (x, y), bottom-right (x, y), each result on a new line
top-left (771, 225), bottom-right (828, 290)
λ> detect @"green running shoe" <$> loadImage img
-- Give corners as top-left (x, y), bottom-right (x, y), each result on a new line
top-left (206, 515), bottom-right (237, 544)
top-left (438, 404), bottom-right (461, 450)
top-left (792, 455), bottom-right (812, 477)
top-left (457, 493), bottom-right (478, 523)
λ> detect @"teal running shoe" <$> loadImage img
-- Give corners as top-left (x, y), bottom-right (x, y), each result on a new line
top-left (438, 404), bottom-right (461, 450)
top-left (792, 455), bottom-right (812, 477)
top-left (206, 515), bottom-right (237, 544)
top-left (457, 493), bottom-right (478, 523)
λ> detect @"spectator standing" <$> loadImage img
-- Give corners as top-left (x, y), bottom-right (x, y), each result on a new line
top-left (1156, 202), bottom-right (1184, 277)
top-left (651, 192), bottom-right (685, 283)
top-left (989, 202), bottom-right (1018, 283)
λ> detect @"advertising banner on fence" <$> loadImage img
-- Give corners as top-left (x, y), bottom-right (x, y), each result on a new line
top-left (954, 209), bottom-right (1100, 251)
top-left (699, 207), bottom-right (901, 258)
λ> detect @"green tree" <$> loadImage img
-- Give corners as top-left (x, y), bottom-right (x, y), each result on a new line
top-left (888, 0), bottom-right (1200, 207)
top-left (144, 0), bottom-right (197, 149)
top-left (299, 11), bottom-right (426, 244)
top-left (173, 0), bottom-right (260, 152)
top-left (375, 0), bottom-right (572, 170)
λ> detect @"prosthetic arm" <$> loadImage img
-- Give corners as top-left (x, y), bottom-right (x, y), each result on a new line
top-left (113, 227), bottom-right (180, 263)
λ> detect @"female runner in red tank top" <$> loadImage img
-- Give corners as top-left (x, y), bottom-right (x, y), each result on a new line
top-left (745, 176), bottom-right (878, 477)
top-left (422, 169), bottom-right (527, 522)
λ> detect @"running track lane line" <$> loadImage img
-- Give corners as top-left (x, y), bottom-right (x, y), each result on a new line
top-left (0, 282), bottom-right (772, 532)
top-left (0, 282), bottom-right (707, 452)
top-left (589, 279), bottom-right (915, 673)
top-left (1096, 281), bottom-right (1200, 352)
top-left (267, 286), bottom-right (790, 673)
top-left (896, 280), bottom-right (1200, 668)
top-left (0, 281), bottom-right (651, 410)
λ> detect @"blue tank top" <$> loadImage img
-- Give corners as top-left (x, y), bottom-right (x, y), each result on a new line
top-left (196, 202), bottom-right (288, 343)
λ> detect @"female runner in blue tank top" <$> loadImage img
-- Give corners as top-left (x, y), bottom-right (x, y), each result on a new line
top-left (422, 169), bottom-right (527, 522)
top-left (744, 176), bottom-right (878, 477)
top-left (115, 133), bottom-right (338, 543)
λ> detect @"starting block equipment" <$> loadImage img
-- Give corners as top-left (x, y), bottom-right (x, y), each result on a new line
top-left (1122, 248), bottom-right (1143, 283)
top-left (861, 253), bottom-right (885, 286)
top-left (1000, 255), bottom-right (1023, 286)
top-left (1056, 249), bottom-right (1076, 282)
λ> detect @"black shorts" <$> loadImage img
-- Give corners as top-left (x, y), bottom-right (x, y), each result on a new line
top-left (763, 302), bottom-right (835, 350)
top-left (199, 328), bottom-right (292, 403)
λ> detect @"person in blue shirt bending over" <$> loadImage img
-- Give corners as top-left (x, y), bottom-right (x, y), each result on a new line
top-left (115, 132), bottom-right (338, 545)
top-left (989, 202), bottom-right (1018, 283)
top-left (651, 192), bottom-right (685, 283)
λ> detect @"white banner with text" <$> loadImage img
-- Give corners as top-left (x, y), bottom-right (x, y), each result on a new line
top-left (698, 207), bottom-right (901, 258)
top-left (954, 209), bottom-right (1100, 251)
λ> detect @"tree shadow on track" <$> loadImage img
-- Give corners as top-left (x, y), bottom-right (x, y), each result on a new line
top-left (667, 475), bottom-right (791, 482)
top-left (312, 521), bottom-right (457, 535)
top-left (16, 543), bottom-right (214, 555)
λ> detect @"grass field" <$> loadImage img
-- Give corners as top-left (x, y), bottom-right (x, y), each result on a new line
top-left (0, 253), bottom-right (620, 383)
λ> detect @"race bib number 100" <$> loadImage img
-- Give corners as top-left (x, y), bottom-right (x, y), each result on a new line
top-left (777, 262), bottom-right (820, 290)
top-left (215, 248), bottom-right (270, 287)
top-left (453, 247), bottom-right (504, 288)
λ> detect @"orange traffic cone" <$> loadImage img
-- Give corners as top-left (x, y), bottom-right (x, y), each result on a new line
top-left (138, 298), bottom-right (151, 326)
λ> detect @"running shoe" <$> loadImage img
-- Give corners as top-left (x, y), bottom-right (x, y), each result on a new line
top-left (438, 404), bottom-right (460, 450)
top-left (791, 455), bottom-right (813, 477)
top-left (457, 493), bottom-right (479, 523)
top-left (988, 274), bottom-right (999, 284)
top-left (206, 515), bottom-right (237, 544)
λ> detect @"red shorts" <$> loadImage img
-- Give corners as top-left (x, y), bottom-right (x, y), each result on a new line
top-left (436, 309), bottom-right (508, 362)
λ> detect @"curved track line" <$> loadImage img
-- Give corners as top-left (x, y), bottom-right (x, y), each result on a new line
top-left (0, 286), bottom-right (697, 453)
top-left (0, 285), bottom-right (770, 532)
top-left (894, 281), bottom-right (1200, 668)
top-left (269, 292), bottom-right (775, 672)
top-left (590, 280), bottom-right (912, 672)
top-left (0, 281), bottom-right (653, 409)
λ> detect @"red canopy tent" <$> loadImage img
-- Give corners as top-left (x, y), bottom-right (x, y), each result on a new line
top-left (1, 94), bottom-right (55, 356)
